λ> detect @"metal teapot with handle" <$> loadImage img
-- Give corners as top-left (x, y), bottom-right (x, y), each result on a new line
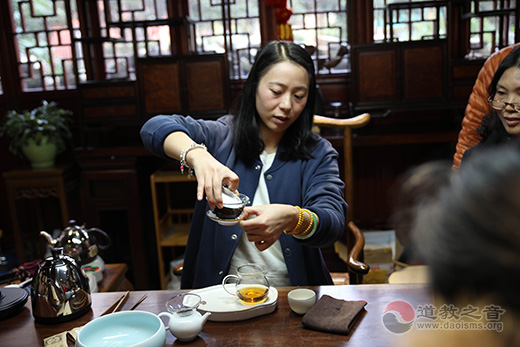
top-left (40, 220), bottom-right (111, 266)
top-left (31, 247), bottom-right (91, 323)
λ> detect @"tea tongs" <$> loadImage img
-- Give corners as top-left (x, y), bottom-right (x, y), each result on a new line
top-left (100, 290), bottom-right (130, 316)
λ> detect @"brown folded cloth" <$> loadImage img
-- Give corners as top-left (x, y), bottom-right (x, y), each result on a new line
top-left (302, 295), bottom-right (367, 335)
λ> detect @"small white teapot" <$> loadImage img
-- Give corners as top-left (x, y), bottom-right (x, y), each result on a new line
top-left (158, 293), bottom-right (211, 342)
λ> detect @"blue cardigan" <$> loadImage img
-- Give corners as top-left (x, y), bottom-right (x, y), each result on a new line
top-left (140, 114), bottom-right (348, 288)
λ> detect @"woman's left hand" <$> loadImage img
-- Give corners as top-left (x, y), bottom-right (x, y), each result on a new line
top-left (238, 204), bottom-right (298, 251)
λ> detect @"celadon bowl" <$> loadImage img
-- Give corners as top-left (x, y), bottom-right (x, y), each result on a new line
top-left (75, 310), bottom-right (166, 347)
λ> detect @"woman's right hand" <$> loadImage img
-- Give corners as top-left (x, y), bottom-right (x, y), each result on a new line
top-left (187, 148), bottom-right (239, 210)
top-left (163, 131), bottom-right (239, 209)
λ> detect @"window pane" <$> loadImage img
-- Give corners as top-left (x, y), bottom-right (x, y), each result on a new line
top-left (468, 0), bottom-right (517, 57)
top-left (97, 0), bottom-right (171, 81)
top-left (374, 0), bottom-right (517, 58)
top-left (188, 0), bottom-right (261, 79)
top-left (373, 0), bottom-right (447, 42)
top-left (11, 0), bottom-right (78, 91)
top-left (188, 0), bottom-right (348, 79)
top-left (289, 0), bottom-right (349, 75)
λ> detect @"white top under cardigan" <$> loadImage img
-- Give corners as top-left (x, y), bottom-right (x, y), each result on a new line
top-left (228, 151), bottom-right (292, 287)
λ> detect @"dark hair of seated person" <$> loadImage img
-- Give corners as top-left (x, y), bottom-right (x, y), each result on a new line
top-left (394, 143), bottom-right (520, 346)
top-left (389, 160), bottom-right (453, 264)
top-left (407, 143), bottom-right (520, 343)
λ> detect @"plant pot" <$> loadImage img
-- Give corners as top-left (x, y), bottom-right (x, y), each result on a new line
top-left (21, 137), bottom-right (58, 168)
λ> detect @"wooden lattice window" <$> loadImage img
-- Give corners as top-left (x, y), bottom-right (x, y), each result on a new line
top-left (188, 0), bottom-right (349, 80)
top-left (188, 0), bottom-right (262, 80)
top-left (373, 0), bottom-right (448, 42)
top-left (373, 0), bottom-right (518, 57)
top-left (465, 0), bottom-right (518, 58)
top-left (288, 0), bottom-right (349, 75)
top-left (10, 0), bottom-right (174, 91)
top-left (11, 0), bottom-right (79, 91)
top-left (89, 0), bottom-right (173, 81)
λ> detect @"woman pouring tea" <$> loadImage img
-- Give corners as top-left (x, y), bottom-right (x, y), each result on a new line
top-left (140, 40), bottom-right (347, 289)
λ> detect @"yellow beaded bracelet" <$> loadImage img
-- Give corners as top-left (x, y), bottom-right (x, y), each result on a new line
top-left (283, 206), bottom-right (304, 234)
top-left (293, 209), bottom-right (314, 237)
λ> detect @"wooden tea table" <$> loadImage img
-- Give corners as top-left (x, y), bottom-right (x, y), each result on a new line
top-left (0, 283), bottom-right (432, 346)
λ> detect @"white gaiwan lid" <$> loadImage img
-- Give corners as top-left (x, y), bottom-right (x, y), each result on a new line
top-left (221, 187), bottom-right (242, 206)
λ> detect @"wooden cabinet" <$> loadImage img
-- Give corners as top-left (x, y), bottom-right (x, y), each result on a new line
top-left (76, 148), bottom-right (154, 290)
top-left (136, 54), bottom-right (230, 118)
top-left (2, 164), bottom-right (80, 265)
top-left (150, 170), bottom-right (196, 289)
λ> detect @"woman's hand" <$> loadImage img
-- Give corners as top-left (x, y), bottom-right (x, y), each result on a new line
top-left (163, 131), bottom-right (239, 210)
top-left (238, 204), bottom-right (299, 251)
top-left (187, 149), bottom-right (239, 209)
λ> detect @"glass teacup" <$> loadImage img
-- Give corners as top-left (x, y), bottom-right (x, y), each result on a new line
top-left (222, 264), bottom-right (270, 305)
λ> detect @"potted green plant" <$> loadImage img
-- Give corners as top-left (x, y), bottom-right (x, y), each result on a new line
top-left (0, 100), bottom-right (73, 168)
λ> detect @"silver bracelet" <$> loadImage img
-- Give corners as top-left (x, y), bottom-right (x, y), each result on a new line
top-left (179, 143), bottom-right (207, 178)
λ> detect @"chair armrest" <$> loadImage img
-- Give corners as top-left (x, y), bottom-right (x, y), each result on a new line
top-left (313, 113), bottom-right (370, 129)
top-left (347, 221), bottom-right (370, 274)
top-left (173, 264), bottom-right (183, 276)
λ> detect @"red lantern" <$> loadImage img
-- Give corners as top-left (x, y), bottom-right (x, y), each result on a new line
top-left (275, 7), bottom-right (293, 23)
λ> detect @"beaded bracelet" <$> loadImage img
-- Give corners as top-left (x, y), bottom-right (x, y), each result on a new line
top-left (179, 143), bottom-right (207, 179)
top-left (283, 206), bottom-right (304, 235)
top-left (293, 211), bottom-right (318, 239)
top-left (293, 209), bottom-right (314, 237)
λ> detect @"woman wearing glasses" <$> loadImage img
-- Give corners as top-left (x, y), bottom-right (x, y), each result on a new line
top-left (461, 46), bottom-right (520, 165)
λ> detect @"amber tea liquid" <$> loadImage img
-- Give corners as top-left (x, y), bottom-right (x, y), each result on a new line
top-left (237, 285), bottom-right (269, 305)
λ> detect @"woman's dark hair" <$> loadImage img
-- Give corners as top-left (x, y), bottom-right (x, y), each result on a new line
top-left (411, 143), bottom-right (520, 312)
top-left (477, 46), bottom-right (520, 140)
top-left (232, 40), bottom-right (318, 166)
top-left (390, 160), bottom-right (453, 261)
top-left (487, 46), bottom-right (520, 97)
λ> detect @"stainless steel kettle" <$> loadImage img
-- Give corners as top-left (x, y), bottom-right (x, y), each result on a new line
top-left (31, 247), bottom-right (91, 323)
top-left (41, 220), bottom-right (111, 265)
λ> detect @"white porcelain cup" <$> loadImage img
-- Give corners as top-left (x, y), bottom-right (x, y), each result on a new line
top-left (288, 288), bottom-right (316, 315)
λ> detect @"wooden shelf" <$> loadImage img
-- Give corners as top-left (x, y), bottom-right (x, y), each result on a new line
top-left (150, 170), bottom-right (196, 289)
top-left (161, 223), bottom-right (190, 246)
top-left (152, 170), bottom-right (197, 182)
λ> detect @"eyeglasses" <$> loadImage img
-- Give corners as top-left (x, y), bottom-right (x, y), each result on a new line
top-left (487, 97), bottom-right (520, 112)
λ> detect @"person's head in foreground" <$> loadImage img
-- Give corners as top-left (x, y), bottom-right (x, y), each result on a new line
top-left (401, 143), bottom-right (520, 346)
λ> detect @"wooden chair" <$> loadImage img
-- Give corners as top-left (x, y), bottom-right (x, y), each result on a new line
top-left (313, 113), bottom-right (370, 221)
top-left (313, 113), bottom-right (371, 284)
top-left (453, 43), bottom-right (520, 170)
